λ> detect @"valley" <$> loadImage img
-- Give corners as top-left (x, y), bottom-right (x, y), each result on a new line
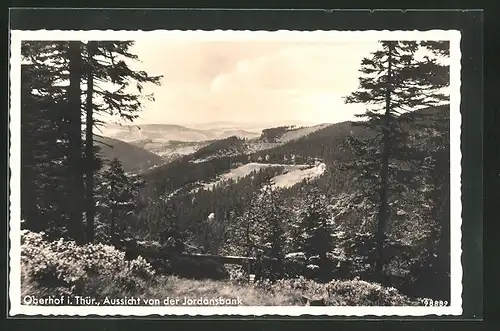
top-left (99, 121), bottom-right (333, 165)
top-left (94, 135), bottom-right (165, 174)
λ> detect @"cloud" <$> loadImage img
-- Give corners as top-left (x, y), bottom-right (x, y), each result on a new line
top-left (112, 40), bottom-right (379, 125)
top-left (211, 43), bottom-right (377, 92)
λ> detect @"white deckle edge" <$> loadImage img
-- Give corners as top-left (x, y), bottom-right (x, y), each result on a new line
top-left (9, 29), bottom-right (462, 316)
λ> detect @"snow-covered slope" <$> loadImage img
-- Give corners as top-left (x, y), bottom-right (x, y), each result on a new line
top-left (199, 162), bottom-right (310, 191)
top-left (271, 162), bottom-right (327, 189)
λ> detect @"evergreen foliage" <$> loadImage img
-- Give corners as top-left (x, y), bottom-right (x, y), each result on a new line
top-left (95, 158), bottom-right (145, 243)
top-left (297, 188), bottom-right (334, 260)
top-left (344, 40), bottom-right (450, 280)
top-left (20, 40), bottom-right (162, 243)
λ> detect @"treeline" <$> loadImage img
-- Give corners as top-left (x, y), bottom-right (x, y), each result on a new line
top-left (143, 156), bottom-right (234, 194)
top-left (260, 125), bottom-right (296, 142)
top-left (250, 121), bottom-right (370, 164)
top-left (191, 136), bottom-right (247, 160)
top-left (136, 165), bottom-right (288, 242)
top-left (141, 136), bottom-right (255, 197)
top-left (21, 40), bottom-right (162, 244)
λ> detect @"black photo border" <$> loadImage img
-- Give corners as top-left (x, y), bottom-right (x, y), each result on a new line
top-left (4, 7), bottom-right (484, 329)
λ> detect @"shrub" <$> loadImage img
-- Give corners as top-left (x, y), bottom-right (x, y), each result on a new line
top-left (226, 265), bottom-right (249, 284)
top-left (255, 276), bottom-right (419, 306)
top-left (324, 279), bottom-right (417, 306)
top-left (21, 230), bottom-right (155, 298)
top-left (283, 252), bottom-right (347, 282)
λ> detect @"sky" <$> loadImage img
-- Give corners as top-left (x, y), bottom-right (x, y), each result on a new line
top-left (111, 40), bottom-right (381, 126)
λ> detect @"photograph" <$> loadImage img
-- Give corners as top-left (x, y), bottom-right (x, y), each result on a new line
top-left (9, 29), bottom-right (462, 316)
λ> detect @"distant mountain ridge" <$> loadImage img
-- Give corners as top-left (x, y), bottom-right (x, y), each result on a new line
top-left (97, 106), bottom-right (447, 176)
top-left (100, 122), bottom-right (261, 143)
top-left (142, 106), bottom-right (449, 191)
top-left (186, 120), bottom-right (320, 131)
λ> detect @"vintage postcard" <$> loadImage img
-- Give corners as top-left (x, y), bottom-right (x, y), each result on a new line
top-left (9, 29), bottom-right (462, 316)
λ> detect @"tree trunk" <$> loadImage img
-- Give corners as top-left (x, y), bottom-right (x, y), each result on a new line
top-left (20, 69), bottom-right (39, 230)
top-left (67, 41), bottom-right (85, 244)
top-left (21, 157), bottom-right (38, 230)
top-left (245, 218), bottom-right (251, 257)
top-left (85, 41), bottom-right (97, 243)
top-left (375, 42), bottom-right (393, 280)
top-left (110, 203), bottom-right (116, 243)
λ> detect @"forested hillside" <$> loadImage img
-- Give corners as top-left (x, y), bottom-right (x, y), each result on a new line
top-left (20, 39), bottom-right (452, 306)
top-left (129, 104), bottom-right (450, 298)
top-left (96, 135), bottom-right (165, 173)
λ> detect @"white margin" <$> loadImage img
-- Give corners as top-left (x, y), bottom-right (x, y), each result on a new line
top-left (9, 29), bottom-right (462, 316)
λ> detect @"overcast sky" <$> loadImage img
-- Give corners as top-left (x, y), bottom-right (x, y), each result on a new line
top-left (115, 40), bottom-right (381, 126)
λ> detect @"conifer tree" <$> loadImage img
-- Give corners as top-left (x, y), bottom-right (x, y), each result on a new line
top-left (96, 158), bottom-right (141, 243)
top-left (224, 190), bottom-right (261, 256)
top-left (256, 182), bottom-right (287, 280)
top-left (20, 42), bottom-right (75, 235)
top-left (67, 41), bottom-right (86, 244)
top-left (294, 188), bottom-right (335, 281)
top-left (21, 63), bottom-right (65, 231)
top-left (298, 188), bottom-right (334, 259)
top-left (84, 41), bottom-right (98, 242)
top-left (344, 41), bottom-right (450, 280)
top-left (82, 40), bottom-right (162, 242)
top-left (22, 41), bottom-right (87, 242)
top-left (21, 40), bottom-right (159, 244)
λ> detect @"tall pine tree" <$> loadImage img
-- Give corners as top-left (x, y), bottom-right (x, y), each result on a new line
top-left (67, 41), bottom-right (86, 244)
top-left (95, 158), bottom-right (141, 244)
top-left (344, 41), bottom-right (449, 280)
top-left (82, 41), bottom-right (162, 243)
top-left (21, 42), bottom-right (74, 236)
top-left (298, 188), bottom-right (334, 260)
top-left (256, 182), bottom-right (288, 281)
top-left (21, 62), bottom-right (68, 232)
top-left (84, 41), bottom-right (98, 242)
top-left (20, 40), bottom-right (161, 244)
